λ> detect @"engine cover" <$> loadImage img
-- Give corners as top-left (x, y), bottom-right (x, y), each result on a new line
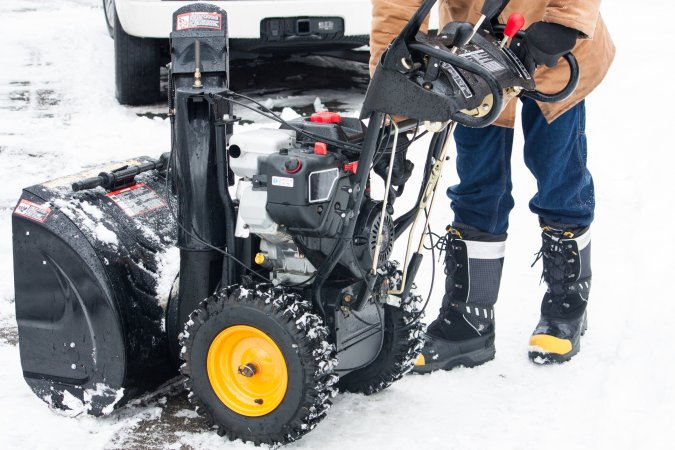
top-left (229, 128), bottom-right (296, 179)
top-left (264, 145), bottom-right (353, 238)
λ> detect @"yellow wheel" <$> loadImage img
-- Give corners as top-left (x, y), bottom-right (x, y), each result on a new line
top-left (207, 325), bottom-right (288, 416)
top-left (180, 286), bottom-right (338, 445)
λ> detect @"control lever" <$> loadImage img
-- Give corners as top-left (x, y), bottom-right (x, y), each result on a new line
top-left (193, 39), bottom-right (202, 88)
top-left (481, 0), bottom-right (508, 21)
top-left (72, 153), bottom-right (170, 192)
top-left (500, 13), bottom-right (525, 49)
top-left (472, 0), bottom-right (508, 36)
top-left (449, 22), bottom-right (474, 53)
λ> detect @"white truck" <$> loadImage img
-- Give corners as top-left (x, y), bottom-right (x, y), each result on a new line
top-left (103, 0), bottom-right (373, 105)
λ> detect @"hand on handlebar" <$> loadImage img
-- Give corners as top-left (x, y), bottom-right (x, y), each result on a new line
top-left (511, 22), bottom-right (579, 74)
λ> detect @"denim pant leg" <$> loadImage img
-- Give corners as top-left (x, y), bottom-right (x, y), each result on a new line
top-left (448, 124), bottom-right (515, 235)
top-left (521, 98), bottom-right (594, 228)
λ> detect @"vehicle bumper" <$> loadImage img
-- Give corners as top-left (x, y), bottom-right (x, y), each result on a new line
top-left (115, 0), bottom-right (372, 39)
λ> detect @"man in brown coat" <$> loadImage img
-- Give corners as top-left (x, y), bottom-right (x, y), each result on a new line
top-left (369, 0), bottom-right (615, 370)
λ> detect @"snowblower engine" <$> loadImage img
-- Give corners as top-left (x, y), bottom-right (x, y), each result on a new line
top-left (230, 115), bottom-right (394, 286)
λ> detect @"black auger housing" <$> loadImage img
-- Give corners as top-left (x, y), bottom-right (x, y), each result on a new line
top-left (12, 162), bottom-right (177, 414)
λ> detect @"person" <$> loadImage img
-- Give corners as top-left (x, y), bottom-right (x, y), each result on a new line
top-left (369, 0), bottom-right (615, 369)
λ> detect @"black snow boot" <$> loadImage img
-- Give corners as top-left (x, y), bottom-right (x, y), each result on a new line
top-left (529, 224), bottom-right (591, 364)
top-left (413, 226), bottom-right (505, 374)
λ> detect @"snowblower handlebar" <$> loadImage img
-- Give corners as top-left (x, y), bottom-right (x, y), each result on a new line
top-left (522, 52), bottom-right (579, 103)
top-left (72, 152), bottom-right (170, 192)
top-left (360, 0), bottom-right (580, 126)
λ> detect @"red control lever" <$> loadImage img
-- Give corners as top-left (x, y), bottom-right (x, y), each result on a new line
top-left (501, 13), bottom-right (525, 49)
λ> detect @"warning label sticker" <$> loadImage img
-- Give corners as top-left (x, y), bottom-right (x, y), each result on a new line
top-left (441, 63), bottom-right (473, 99)
top-left (271, 176), bottom-right (294, 188)
top-left (106, 183), bottom-right (167, 217)
top-left (14, 199), bottom-right (52, 223)
top-left (502, 46), bottom-right (532, 80)
top-left (176, 12), bottom-right (222, 31)
top-left (459, 48), bottom-right (505, 74)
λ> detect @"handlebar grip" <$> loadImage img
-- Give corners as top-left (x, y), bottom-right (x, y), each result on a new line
top-left (521, 53), bottom-right (580, 103)
top-left (72, 176), bottom-right (105, 192)
top-left (492, 25), bottom-right (579, 103)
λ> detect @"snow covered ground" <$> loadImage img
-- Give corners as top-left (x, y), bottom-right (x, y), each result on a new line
top-left (1, 1), bottom-right (674, 449)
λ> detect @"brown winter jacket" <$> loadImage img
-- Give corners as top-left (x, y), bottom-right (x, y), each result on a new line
top-left (370, 0), bottom-right (615, 127)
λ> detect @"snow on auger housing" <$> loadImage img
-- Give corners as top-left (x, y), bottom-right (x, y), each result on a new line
top-left (11, 0), bottom-right (579, 444)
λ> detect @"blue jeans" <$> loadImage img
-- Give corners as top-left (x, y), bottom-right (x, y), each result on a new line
top-left (447, 98), bottom-right (594, 235)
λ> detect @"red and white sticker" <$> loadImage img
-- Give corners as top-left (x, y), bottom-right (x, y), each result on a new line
top-left (106, 183), bottom-right (167, 217)
top-left (14, 199), bottom-right (52, 223)
top-left (176, 12), bottom-right (222, 31)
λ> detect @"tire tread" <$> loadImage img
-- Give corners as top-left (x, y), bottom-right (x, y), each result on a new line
top-left (180, 285), bottom-right (338, 445)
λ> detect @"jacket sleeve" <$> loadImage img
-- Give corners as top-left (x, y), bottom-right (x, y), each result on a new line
top-left (542, 0), bottom-right (602, 39)
top-left (370, 0), bottom-right (426, 76)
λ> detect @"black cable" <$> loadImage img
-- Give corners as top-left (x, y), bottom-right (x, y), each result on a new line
top-left (218, 92), bottom-right (428, 156)
top-left (393, 126), bottom-right (448, 239)
top-left (283, 271), bottom-right (318, 288)
top-left (401, 211), bottom-right (438, 329)
top-left (216, 92), bottom-right (362, 151)
top-left (419, 220), bottom-right (437, 321)
top-left (371, 124), bottom-right (392, 169)
top-left (350, 308), bottom-right (381, 327)
top-left (167, 272), bottom-right (179, 302)
top-left (371, 122), bottom-right (426, 169)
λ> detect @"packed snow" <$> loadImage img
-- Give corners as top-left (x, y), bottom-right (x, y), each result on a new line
top-left (155, 245), bottom-right (180, 310)
top-left (1, 1), bottom-right (674, 449)
top-left (52, 197), bottom-right (119, 248)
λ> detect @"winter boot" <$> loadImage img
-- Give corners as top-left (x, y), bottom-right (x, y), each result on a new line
top-left (413, 226), bottom-right (505, 374)
top-left (529, 224), bottom-right (591, 364)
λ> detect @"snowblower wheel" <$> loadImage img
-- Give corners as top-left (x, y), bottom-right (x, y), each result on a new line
top-left (180, 286), bottom-right (338, 445)
top-left (337, 298), bottom-right (425, 395)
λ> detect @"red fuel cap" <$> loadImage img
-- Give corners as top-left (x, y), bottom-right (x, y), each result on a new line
top-left (310, 112), bottom-right (341, 124)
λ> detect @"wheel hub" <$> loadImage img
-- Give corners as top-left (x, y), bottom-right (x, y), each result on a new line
top-left (207, 325), bottom-right (288, 417)
top-left (237, 363), bottom-right (257, 378)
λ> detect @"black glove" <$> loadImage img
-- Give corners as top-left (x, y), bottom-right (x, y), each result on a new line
top-left (512, 22), bottom-right (578, 74)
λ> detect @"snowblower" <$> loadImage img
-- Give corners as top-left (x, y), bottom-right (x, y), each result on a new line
top-left (12, 0), bottom-right (579, 444)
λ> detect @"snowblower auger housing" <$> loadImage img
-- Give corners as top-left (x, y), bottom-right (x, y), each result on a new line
top-left (12, 0), bottom-right (580, 443)
top-left (12, 161), bottom-right (177, 414)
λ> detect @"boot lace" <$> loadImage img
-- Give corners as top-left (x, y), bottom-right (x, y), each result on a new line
top-left (425, 227), bottom-right (463, 315)
top-left (426, 226), bottom-right (462, 274)
top-left (531, 227), bottom-right (577, 303)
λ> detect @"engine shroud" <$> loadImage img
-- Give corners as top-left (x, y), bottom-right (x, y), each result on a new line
top-left (229, 116), bottom-right (397, 284)
top-left (264, 147), bottom-right (352, 238)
